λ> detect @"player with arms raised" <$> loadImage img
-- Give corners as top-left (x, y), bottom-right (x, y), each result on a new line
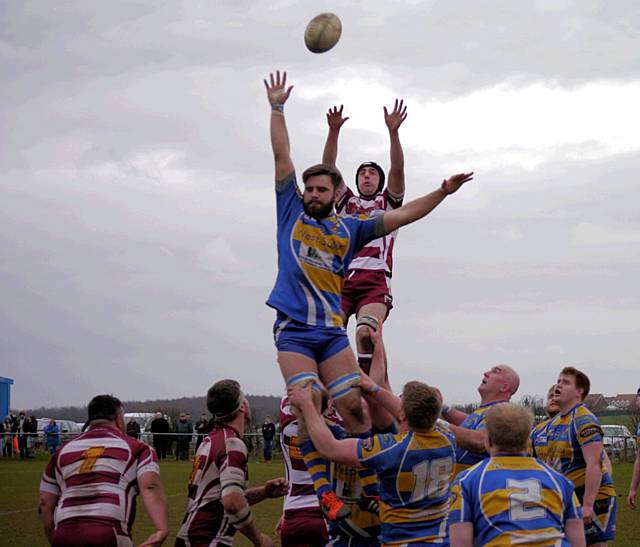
top-left (322, 101), bottom-right (407, 387)
top-left (264, 69), bottom-right (472, 519)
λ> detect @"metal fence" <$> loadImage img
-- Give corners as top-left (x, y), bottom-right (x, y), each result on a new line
top-left (2, 432), bottom-right (636, 463)
top-left (0, 431), bottom-right (281, 459)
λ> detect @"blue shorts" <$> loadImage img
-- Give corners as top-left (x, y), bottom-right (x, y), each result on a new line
top-left (585, 495), bottom-right (616, 545)
top-left (273, 312), bottom-right (350, 364)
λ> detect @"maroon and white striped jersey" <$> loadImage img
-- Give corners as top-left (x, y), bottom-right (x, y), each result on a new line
top-left (335, 186), bottom-right (404, 274)
top-left (280, 396), bottom-right (320, 512)
top-left (39, 425), bottom-right (159, 536)
top-left (176, 424), bottom-right (248, 546)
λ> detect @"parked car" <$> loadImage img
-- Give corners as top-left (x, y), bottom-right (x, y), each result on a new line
top-left (36, 418), bottom-right (82, 443)
top-left (602, 424), bottom-right (637, 460)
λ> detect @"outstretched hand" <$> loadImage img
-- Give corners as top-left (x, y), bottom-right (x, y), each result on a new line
top-left (326, 105), bottom-right (349, 130)
top-left (442, 172), bottom-right (474, 195)
top-left (384, 99), bottom-right (408, 132)
top-left (264, 70), bottom-right (293, 106)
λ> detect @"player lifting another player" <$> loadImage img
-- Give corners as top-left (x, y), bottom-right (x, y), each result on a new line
top-left (263, 69), bottom-right (472, 519)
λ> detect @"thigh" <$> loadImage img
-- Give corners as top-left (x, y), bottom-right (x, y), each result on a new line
top-left (318, 345), bottom-right (359, 386)
top-left (278, 351), bottom-right (318, 383)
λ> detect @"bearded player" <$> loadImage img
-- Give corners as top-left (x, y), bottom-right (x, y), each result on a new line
top-left (322, 101), bottom-right (407, 382)
top-left (264, 69), bottom-right (472, 519)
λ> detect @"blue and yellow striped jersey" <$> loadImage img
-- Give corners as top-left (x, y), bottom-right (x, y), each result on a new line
top-left (543, 403), bottom-right (615, 501)
top-left (267, 173), bottom-right (381, 328)
top-left (357, 429), bottom-right (456, 545)
top-left (530, 417), bottom-right (553, 462)
top-left (449, 456), bottom-right (582, 546)
top-left (454, 401), bottom-right (504, 478)
top-left (327, 424), bottom-right (381, 543)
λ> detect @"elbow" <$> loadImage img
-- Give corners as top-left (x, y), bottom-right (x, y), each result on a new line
top-left (222, 492), bottom-right (246, 516)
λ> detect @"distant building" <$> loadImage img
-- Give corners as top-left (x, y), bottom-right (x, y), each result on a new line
top-left (0, 377), bottom-right (14, 419)
top-left (584, 393), bottom-right (608, 413)
top-left (606, 394), bottom-right (638, 411)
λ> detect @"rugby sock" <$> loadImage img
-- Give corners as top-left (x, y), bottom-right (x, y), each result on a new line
top-left (300, 438), bottom-right (332, 499)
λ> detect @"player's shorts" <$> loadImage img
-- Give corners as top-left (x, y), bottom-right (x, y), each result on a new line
top-left (584, 495), bottom-right (616, 545)
top-left (273, 312), bottom-right (350, 363)
top-left (280, 507), bottom-right (328, 547)
top-left (52, 519), bottom-right (133, 547)
top-left (341, 269), bottom-right (393, 320)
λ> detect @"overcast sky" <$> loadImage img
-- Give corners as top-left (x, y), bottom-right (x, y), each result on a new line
top-left (2, 1), bottom-right (639, 410)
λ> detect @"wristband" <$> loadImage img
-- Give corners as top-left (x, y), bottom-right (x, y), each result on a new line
top-left (441, 404), bottom-right (451, 415)
top-left (271, 104), bottom-right (284, 112)
top-left (364, 383), bottom-right (380, 395)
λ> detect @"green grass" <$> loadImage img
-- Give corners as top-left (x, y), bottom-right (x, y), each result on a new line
top-left (1, 456), bottom-right (638, 546)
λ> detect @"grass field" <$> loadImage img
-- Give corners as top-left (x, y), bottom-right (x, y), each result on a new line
top-left (1, 455), bottom-right (638, 546)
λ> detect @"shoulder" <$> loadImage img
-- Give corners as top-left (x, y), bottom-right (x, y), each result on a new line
top-left (276, 171), bottom-right (299, 194)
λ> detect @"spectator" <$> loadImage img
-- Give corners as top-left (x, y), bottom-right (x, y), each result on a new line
top-left (0, 418), bottom-right (5, 456)
top-left (261, 415), bottom-right (276, 463)
top-left (194, 413), bottom-right (210, 450)
top-left (175, 413), bottom-right (193, 461)
top-left (149, 411), bottom-right (170, 460)
top-left (17, 411), bottom-right (27, 459)
top-left (43, 419), bottom-right (61, 455)
top-left (126, 419), bottom-right (141, 440)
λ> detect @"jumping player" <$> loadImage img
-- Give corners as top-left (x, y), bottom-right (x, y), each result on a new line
top-left (264, 69), bottom-right (472, 518)
top-left (175, 380), bottom-right (287, 547)
top-left (543, 367), bottom-right (616, 546)
top-left (322, 101), bottom-right (408, 378)
top-left (449, 403), bottom-right (586, 547)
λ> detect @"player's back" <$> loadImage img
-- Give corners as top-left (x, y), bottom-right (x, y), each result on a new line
top-left (359, 429), bottom-right (455, 545)
top-left (40, 425), bottom-right (158, 533)
top-left (450, 456), bottom-right (582, 546)
top-left (177, 424), bottom-right (248, 544)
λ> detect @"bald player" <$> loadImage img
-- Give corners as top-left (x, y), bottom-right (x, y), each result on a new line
top-left (440, 364), bottom-right (520, 477)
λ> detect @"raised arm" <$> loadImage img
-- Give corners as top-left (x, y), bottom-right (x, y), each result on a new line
top-left (322, 105), bottom-right (349, 167)
top-left (323, 105), bottom-right (349, 201)
top-left (359, 371), bottom-right (402, 419)
top-left (384, 99), bottom-right (407, 197)
top-left (264, 70), bottom-right (294, 181)
top-left (448, 424), bottom-right (487, 453)
top-left (381, 172), bottom-right (473, 234)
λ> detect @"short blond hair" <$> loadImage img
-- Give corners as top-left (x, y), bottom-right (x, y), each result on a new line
top-left (485, 403), bottom-right (533, 453)
top-left (402, 381), bottom-right (441, 431)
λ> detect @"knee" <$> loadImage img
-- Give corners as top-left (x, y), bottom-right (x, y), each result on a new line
top-left (356, 326), bottom-right (373, 347)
